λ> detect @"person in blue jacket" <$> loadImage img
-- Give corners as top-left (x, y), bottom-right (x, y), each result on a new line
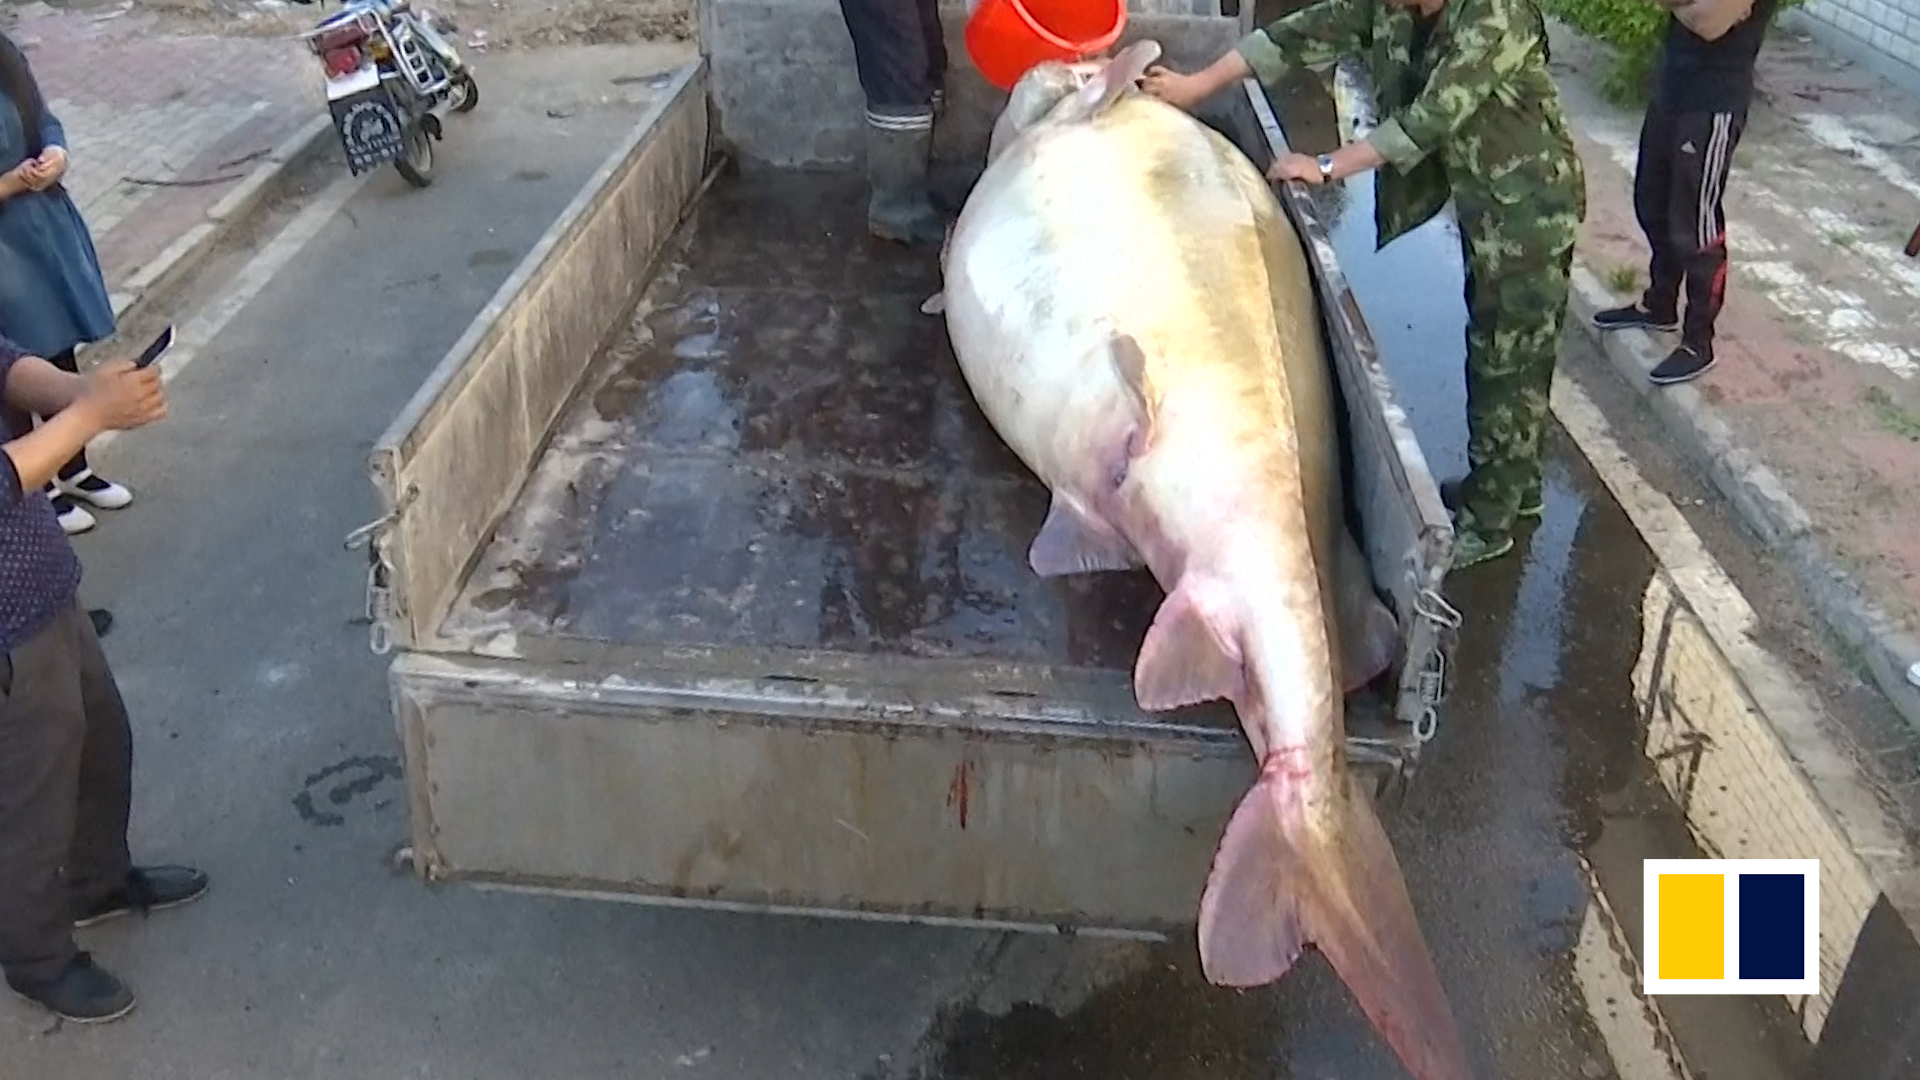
top-left (0, 30), bottom-right (135, 537)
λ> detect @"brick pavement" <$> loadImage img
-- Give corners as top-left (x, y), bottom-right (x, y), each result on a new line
top-left (9, 2), bottom-right (314, 299)
top-left (1549, 23), bottom-right (1920, 662)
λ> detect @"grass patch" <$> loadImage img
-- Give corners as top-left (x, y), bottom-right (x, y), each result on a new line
top-left (1606, 264), bottom-right (1643, 294)
top-left (1864, 386), bottom-right (1920, 441)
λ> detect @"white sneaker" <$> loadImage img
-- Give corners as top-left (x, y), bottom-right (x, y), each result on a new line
top-left (59, 469), bottom-right (133, 510)
top-left (52, 494), bottom-right (97, 535)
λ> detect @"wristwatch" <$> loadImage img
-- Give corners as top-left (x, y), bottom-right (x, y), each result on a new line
top-left (1317, 153), bottom-right (1336, 182)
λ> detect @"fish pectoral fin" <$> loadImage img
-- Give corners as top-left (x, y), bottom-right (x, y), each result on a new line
top-left (1029, 494), bottom-right (1140, 576)
top-left (1133, 578), bottom-right (1243, 710)
top-left (1199, 761), bottom-right (1475, 1080)
top-left (920, 292), bottom-right (946, 315)
top-left (1046, 39), bottom-right (1163, 126)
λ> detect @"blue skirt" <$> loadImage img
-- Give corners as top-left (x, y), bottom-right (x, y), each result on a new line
top-left (0, 183), bottom-right (115, 359)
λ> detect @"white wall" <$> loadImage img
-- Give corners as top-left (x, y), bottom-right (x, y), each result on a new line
top-left (1789, 0), bottom-right (1920, 97)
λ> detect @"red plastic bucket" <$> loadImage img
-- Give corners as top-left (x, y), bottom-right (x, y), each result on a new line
top-left (964, 0), bottom-right (1128, 92)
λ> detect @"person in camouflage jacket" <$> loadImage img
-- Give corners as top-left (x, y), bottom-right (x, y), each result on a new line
top-left (1145, 0), bottom-right (1587, 571)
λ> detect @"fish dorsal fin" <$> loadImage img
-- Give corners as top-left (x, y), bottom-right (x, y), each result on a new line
top-left (1045, 39), bottom-right (1163, 127)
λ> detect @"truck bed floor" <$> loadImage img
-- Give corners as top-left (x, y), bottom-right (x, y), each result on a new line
top-left (442, 170), bottom-right (1173, 678)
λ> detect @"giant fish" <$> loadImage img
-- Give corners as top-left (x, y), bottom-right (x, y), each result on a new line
top-left (922, 40), bottom-right (1474, 1080)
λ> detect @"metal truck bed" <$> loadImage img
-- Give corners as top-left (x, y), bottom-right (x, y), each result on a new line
top-left (363, 7), bottom-right (1456, 936)
top-left (442, 169), bottom-right (1197, 688)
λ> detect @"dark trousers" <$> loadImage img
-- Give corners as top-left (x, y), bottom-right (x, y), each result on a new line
top-left (1633, 99), bottom-right (1747, 352)
top-left (0, 602), bottom-right (134, 986)
top-left (837, 0), bottom-right (946, 124)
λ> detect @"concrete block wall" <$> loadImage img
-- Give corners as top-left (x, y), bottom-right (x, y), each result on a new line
top-left (1788, 0), bottom-right (1920, 98)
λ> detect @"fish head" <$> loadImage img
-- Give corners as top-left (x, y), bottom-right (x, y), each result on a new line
top-left (988, 59), bottom-right (1097, 164)
top-left (987, 42), bottom-right (1161, 163)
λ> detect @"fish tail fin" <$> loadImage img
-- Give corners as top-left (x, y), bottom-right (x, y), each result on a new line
top-left (1046, 39), bottom-right (1162, 126)
top-left (1200, 756), bottom-right (1476, 1080)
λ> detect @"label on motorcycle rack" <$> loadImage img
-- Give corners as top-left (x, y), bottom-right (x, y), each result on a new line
top-left (331, 86), bottom-right (407, 175)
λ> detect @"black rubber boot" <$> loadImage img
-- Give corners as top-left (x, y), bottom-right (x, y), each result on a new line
top-left (866, 124), bottom-right (946, 246)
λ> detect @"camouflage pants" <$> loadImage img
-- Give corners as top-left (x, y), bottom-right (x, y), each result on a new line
top-left (1455, 205), bottom-right (1579, 536)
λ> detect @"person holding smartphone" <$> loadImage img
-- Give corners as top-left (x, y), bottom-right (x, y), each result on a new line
top-left (0, 330), bottom-right (207, 1024)
top-left (0, 30), bottom-right (134, 536)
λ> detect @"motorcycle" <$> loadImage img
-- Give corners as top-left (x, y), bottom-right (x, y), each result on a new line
top-left (293, 0), bottom-right (478, 188)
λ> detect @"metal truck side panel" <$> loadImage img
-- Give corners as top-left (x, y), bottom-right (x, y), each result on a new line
top-left (1234, 81), bottom-right (1458, 746)
top-left (367, 63), bottom-right (710, 651)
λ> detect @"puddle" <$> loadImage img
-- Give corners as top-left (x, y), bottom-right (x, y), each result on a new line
top-left (925, 946), bottom-right (1275, 1080)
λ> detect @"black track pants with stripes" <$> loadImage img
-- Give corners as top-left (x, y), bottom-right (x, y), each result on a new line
top-left (1632, 99), bottom-right (1746, 352)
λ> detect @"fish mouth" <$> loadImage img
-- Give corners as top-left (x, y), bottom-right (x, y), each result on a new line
top-left (1062, 59), bottom-right (1107, 87)
top-left (1024, 57), bottom-right (1106, 92)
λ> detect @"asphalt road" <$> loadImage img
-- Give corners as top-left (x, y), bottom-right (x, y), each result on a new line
top-left (0, 43), bottom-right (1791, 1080)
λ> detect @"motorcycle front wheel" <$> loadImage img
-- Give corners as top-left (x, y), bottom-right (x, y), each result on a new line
top-left (450, 71), bottom-right (479, 114)
top-left (394, 122), bottom-right (435, 188)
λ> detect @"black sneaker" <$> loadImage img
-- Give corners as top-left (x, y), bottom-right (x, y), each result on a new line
top-left (1649, 343), bottom-right (1715, 386)
top-left (7, 953), bottom-right (135, 1024)
top-left (74, 865), bottom-right (210, 929)
top-left (1592, 304), bottom-right (1679, 334)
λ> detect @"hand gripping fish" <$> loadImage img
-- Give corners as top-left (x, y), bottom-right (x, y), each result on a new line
top-left (924, 41), bottom-right (1475, 1080)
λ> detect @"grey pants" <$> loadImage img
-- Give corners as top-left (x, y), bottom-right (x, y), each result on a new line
top-left (0, 601), bottom-right (133, 986)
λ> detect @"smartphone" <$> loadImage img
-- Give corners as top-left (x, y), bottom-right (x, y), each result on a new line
top-left (133, 324), bottom-right (175, 370)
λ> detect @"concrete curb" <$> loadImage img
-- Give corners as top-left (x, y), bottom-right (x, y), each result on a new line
top-left (1549, 369), bottom-right (1920, 1066)
top-left (1564, 263), bottom-right (1920, 736)
top-left (108, 114), bottom-right (334, 325)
